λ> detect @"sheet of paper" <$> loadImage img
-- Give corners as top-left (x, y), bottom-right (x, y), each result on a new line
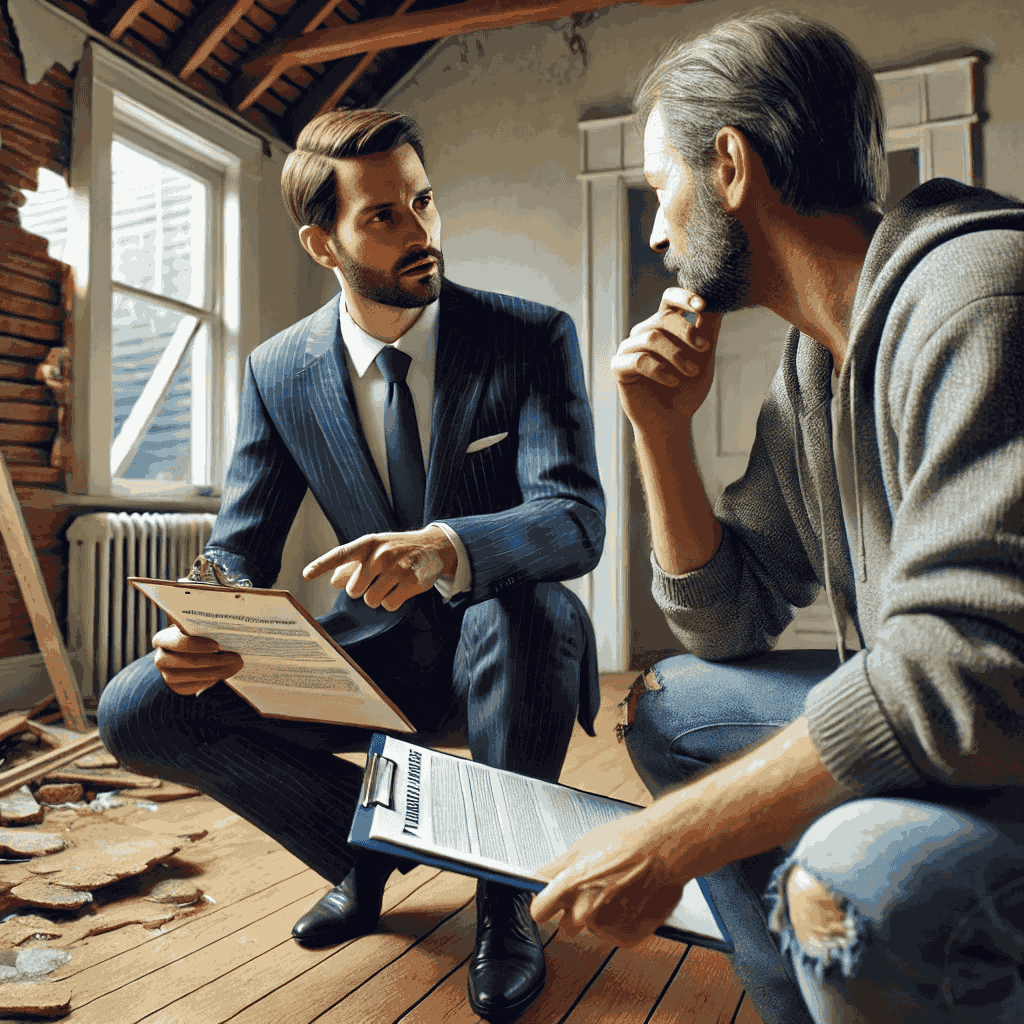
top-left (369, 735), bottom-right (724, 944)
top-left (129, 579), bottom-right (413, 732)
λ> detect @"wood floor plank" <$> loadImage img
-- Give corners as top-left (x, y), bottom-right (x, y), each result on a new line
top-left (141, 870), bottom-right (475, 1024)
top-left (559, 741), bottom-right (652, 808)
top-left (70, 893), bottom-right (331, 1023)
top-left (225, 871), bottom-right (477, 1024)
top-left (560, 934), bottom-right (685, 1024)
top-left (513, 926), bottom-right (616, 1024)
top-left (69, 865), bottom-right (443, 1023)
top-left (733, 993), bottom-right (766, 1024)
top-left (648, 946), bottom-right (745, 1024)
top-left (314, 879), bottom-right (482, 1023)
top-left (49, 846), bottom-right (310, 979)
top-left (60, 869), bottom-right (325, 1007)
top-left (397, 919), bottom-right (558, 1024)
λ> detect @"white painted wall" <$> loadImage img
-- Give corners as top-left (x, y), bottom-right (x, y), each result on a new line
top-left (388, 0), bottom-right (1022, 320)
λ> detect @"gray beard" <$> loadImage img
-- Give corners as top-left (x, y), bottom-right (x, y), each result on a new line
top-left (663, 175), bottom-right (754, 315)
top-left (336, 246), bottom-right (445, 309)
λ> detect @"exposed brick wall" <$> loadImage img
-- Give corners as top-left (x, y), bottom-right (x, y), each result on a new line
top-left (0, 8), bottom-right (75, 657)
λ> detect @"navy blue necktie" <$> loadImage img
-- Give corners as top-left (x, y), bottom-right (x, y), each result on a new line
top-left (376, 346), bottom-right (426, 531)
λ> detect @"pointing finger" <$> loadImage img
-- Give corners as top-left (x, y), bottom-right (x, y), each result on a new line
top-left (304, 540), bottom-right (366, 580)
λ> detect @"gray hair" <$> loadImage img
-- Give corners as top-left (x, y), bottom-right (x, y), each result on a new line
top-left (635, 10), bottom-right (888, 215)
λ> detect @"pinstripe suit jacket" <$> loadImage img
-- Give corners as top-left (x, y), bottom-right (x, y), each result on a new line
top-left (205, 278), bottom-right (606, 651)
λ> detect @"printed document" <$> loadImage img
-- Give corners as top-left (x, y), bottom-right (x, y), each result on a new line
top-left (364, 735), bottom-right (725, 945)
top-left (129, 578), bottom-right (413, 732)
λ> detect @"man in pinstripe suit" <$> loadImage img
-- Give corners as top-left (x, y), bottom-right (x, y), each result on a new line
top-left (98, 108), bottom-right (605, 1021)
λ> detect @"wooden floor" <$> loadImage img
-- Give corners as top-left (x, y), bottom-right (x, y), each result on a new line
top-left (40, 676), bottom-right (762, 1024)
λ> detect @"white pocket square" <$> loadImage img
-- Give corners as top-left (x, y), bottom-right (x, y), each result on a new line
top-left (466, 431), bottom-right (508, 454)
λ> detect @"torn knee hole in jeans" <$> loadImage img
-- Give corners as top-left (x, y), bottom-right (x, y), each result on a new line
top-left (615, 669), bottom-right (662, 742)
top-left (768, 861), bottom-right (865, 979)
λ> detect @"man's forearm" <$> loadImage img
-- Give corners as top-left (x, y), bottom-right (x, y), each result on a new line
top-left (633, 419), bottom-right (722, 575)
top-left (651, 717), bottom-right (846, 878)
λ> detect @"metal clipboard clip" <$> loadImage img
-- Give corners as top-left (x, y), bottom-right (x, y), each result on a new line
top-left (360, 752), bottom-right (396, 809)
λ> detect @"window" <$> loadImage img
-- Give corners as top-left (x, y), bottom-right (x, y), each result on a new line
top-left (55, 41), bottom-right (261, 498)
top-left (876, 57), bottom-right (980, 210)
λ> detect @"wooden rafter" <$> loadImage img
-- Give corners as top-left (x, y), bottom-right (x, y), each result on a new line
top-left (98, 0), bottom-right (158, 42)
top-left (275, 0), bottom-right (420, 126)
top-left (167, 0), bottom-right (261, 80)
top-left (230, 0), bottom-right (350, 112)
top-left (242, 0), bottom-right (695, 77)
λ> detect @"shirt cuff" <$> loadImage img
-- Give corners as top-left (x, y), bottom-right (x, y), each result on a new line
top-left (429, 521), bottom-right (471, 601)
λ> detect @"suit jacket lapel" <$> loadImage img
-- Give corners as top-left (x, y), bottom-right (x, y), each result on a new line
top-left (305, 296), bottom-right (396, 530)
top-left (424, 284), bottom-right (493, 523)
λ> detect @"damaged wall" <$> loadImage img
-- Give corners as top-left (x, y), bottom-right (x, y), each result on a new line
top-left (0, 0), bottom-right (330, 692)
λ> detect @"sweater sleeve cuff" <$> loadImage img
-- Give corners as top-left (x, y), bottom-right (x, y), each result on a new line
top-left (650, 536), bottom-right (740, 611)
top-left (804, 652), bottom-right (921, 796)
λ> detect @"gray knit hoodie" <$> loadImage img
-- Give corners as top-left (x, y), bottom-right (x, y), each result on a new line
top-left (652, 178), bottom-right (1024, 797)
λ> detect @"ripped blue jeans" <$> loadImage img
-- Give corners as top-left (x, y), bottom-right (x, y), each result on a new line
top-left (621, 651), bottom-right (1024, 1024)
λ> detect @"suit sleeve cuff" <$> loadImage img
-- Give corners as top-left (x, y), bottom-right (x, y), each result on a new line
top-left (429, 521), bottom-right (472, 601)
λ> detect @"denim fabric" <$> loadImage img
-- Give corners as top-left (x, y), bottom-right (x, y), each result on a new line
top-left (767, 800), bottom-right (1024, 1023)
top-left (623, 651), bottom-right (1024, 1024)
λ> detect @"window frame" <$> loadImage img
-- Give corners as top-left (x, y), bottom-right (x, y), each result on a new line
top-left (67, 41), bottom-right (261, 499)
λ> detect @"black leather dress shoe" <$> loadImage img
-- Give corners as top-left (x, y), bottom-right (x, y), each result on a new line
top-left (467, 881), bottom-right (546, 1021)
top-left (291, 859), bottom-right (394, 948)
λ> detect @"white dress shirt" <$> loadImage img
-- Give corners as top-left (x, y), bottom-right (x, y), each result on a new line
top-left (338, 295), bottom-right (471, 600)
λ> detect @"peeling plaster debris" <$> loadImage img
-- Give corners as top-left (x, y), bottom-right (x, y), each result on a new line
top-left (0, 829), bottom-right (65, 857)
top-left (0, 949), bottom-right (73, 995)
top-left (127, 783), bottom-right (202, 802)
top-left (80, 907), bottom-right (176, 937)
top-left (8, 879), bottom-right (93, 910)
top-left (25, 823), bottom-right (183, 891)
top-left (0, 914), bottom-right (63, 947)
top-left (9, 950), bottom-right (71, 976)
top-left (35, 784), bottom-right (84, 805)
top-left (0, 786), bottom-right (45, 826)
top-left (146, 878), bottom-right (203, 905)
top-left (0, 981), bottom-right (72, 1018)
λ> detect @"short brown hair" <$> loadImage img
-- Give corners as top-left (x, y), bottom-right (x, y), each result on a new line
top-left (635, 11), bottom-right (888, 215)
top-left (281, 109), bottom-right (426, 231)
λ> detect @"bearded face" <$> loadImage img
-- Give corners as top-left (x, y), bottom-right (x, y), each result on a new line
top-left (662, 171), bottom-right (755, 315)
top-left (334, 241), bottom-right (445, 309)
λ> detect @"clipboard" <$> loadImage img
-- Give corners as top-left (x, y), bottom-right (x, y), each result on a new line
top-left (128, 578), bottom-right (415, 731)
top-left (348, 733), bottom-right (733, 953)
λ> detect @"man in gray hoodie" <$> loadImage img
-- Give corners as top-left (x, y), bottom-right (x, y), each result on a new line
top-left (532, 11), bottom-right (1024, 1024)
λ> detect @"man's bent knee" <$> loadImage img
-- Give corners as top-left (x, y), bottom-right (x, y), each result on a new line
top-left (784, 865), bottom-right (857, 958)
top-left (97, 652), bottom-right (179, 773)
top-left (616, 668), bottom-right (663, 743)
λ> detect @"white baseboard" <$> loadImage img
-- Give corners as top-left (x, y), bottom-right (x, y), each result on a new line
top-left (0, 653), bottom-right (52, 714)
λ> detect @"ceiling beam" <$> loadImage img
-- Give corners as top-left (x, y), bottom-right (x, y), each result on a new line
top-left (251, 0), bottom-right (418, 120)
top-left (230, 0), bottom-right (350, 112)
top-left (166, 0), bottom-right (261, 80)
top-left (97, 0), bottom-right (157, 42)
top-left (242, 0), bottom-right (696, 79)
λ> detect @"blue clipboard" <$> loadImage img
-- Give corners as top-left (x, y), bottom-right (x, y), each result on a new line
top-left (348, 733), bottom-right (733, 954)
